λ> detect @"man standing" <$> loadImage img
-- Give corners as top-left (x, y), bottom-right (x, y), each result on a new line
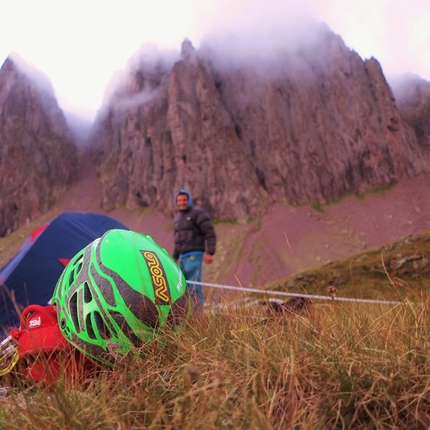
top-left (173, 189), bottom-right (216, 307)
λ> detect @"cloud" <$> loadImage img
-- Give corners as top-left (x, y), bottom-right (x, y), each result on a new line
top-left (198, 0), bottom-right (318, 48)
top-left (2, 0), bottom-right (430, 122)
top-left (99, 43), bottom-right (179, 112)
top-left (8, 52), bottom-right (55, 97)
top-left (308, 0), bottom-right (430, 81)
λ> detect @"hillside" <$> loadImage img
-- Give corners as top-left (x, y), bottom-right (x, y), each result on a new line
top-left (1, 150), bottom-right (430, 303)
top-left (274, 227), bottom-right (430, 303)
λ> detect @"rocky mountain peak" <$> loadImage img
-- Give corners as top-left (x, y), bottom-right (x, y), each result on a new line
top-left (6, 53), bottom-right (54, 94)
top-left (391, 73), bottom-right (430, 152)
top-left (181, 38), bottom-right (197, 62)
top-left (88, 25), bottom-right (430, 220)
top-left (0, 54), bottom-right (79, 236)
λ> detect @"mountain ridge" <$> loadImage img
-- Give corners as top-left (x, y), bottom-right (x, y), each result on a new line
top-left (89, 25), bottom-right (430, 220)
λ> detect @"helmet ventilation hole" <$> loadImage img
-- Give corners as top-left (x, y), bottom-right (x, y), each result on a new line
top-left (76, 260), bottom-right (83, 275)
top-left (83, 281), bottom-right (92, 303)
top-left (69, 258), bottom-right (83, 287)
top-left (69, 292), bottom-right (79, 329)
top-left (68, 270), bottom-right (74, 289)
top-left (86, 314), bottom-right (96, 340)
top-left (93, 311), bottom-right (111, 340)
top-left (110, 311), bottom-right (142, 347)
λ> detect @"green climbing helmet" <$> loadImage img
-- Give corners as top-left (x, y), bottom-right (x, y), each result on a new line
top-left (52, 229), bottom-right (190, 365)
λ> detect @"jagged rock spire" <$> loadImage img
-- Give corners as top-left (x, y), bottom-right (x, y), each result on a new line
top-left (181, 39), bottom-right (197, 61)
top-left (0, 54), bottom-right (79, 236)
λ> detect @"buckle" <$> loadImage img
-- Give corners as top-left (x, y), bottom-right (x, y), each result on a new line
top-left (0, 336), bottom-right (19, 376)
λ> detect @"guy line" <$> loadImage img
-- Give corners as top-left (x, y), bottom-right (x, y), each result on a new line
top-left (187, 280), bottom-right (403, 305)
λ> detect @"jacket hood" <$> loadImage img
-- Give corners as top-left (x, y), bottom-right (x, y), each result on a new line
top-left (174, 189), bottom-right (193, 209)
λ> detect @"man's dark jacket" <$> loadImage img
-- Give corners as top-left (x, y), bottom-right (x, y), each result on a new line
top-left (173, 207), bottom-right (216, 260)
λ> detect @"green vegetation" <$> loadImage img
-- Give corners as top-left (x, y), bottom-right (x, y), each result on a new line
top-left (370, 184), bottom-right (395, 196)
top-left (211, 217), bottom-right (239, 226)
top-left (312, 203), bottom-right (325, 213)
top-left (309, 184), bottom-right (396, 213)
top-left (312, 196), bottom-right (347, 213)
top-left (211, 215), bottom-right (260, 226)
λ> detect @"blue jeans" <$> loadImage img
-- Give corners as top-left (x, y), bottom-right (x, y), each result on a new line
top-left (179, 253), bottom-right (204, 307)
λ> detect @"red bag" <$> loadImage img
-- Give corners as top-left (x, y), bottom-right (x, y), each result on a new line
top-left (11, 305), bottom-right (70, 356)
top-left (4, 304), bottom-right (96, 383)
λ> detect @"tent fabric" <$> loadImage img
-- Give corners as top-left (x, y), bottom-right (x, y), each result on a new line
top-left (0, 212), bottom-right (129, 330)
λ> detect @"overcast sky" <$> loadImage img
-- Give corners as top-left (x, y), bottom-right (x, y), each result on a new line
top-left (1, 0), bottom-right (429, 120)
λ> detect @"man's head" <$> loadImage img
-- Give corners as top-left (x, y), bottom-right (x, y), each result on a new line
top-left (175, 189), bottom-right (192, 210)
top-left (177, 193), bottom-right (189, 210)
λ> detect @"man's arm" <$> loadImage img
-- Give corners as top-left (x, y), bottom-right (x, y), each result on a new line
top-left (196, 210), bottom-right (216, 258)
top-left (172, 213), bottom-right (180, 262)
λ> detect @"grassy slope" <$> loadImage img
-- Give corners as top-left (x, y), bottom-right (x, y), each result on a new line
top-left (271, 229), bottom-right (430, 303)
top-left (1, 298), bottom-right (429, 428)
top-left (2, 205), bottom-right (430, 427)
top-left (0, 208), bottom-right (61, 269)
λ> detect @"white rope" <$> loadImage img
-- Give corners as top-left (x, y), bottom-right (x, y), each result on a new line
top-left (186, 280), bottom-right (403, 305)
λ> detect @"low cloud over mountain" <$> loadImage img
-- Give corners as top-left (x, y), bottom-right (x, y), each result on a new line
top-left (88, 24), bottom-right (430, 219)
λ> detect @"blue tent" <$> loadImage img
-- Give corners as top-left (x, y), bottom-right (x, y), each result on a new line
top-left (0, 212), bottom-right (129, 330)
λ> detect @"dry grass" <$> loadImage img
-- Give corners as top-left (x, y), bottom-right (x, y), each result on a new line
top-left (0, 210), bottom-right (58, 269)
top-left (1, 293), bottom-right (430, 429)
top-left (2, 215), bottom-right (430, 428)
top-left (273, 229), bottom-right (430, 302)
